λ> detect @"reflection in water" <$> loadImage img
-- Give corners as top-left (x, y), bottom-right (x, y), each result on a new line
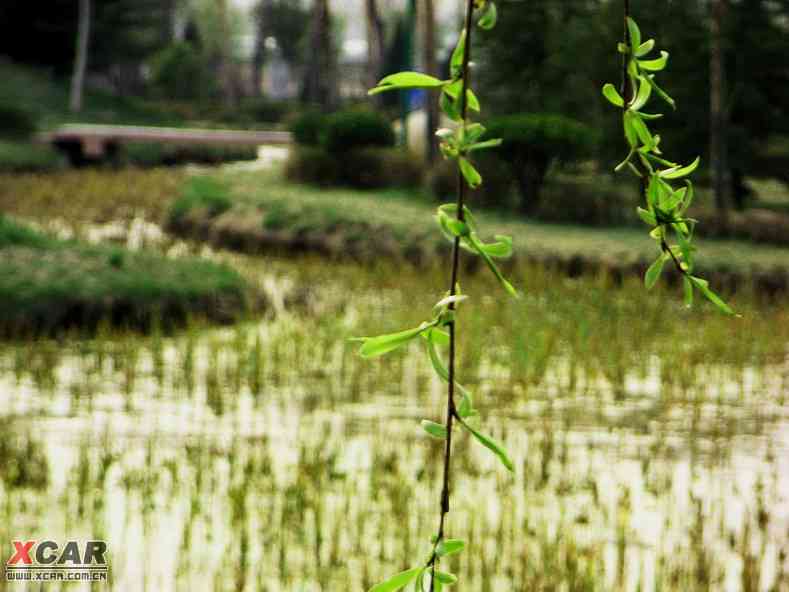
top-left (0, 224), bottom-right (787, 590)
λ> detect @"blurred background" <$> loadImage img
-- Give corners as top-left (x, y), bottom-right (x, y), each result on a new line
top-left (1, 1), bottom-right (789, 591)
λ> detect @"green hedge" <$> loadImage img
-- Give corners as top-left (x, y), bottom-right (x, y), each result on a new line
top-left (286, 146), bottom-right (423, 189)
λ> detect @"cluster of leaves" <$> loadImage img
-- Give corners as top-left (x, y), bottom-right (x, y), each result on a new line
top-left (602, 17), bottom-right (734, 316)
top-left (359, 1), bottom-right (517, 590)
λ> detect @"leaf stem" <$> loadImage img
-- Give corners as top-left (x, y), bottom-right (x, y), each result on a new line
top-left (428, 0), bottom-right (476, 588)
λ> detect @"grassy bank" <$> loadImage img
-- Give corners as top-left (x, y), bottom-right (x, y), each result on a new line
top-left (167, 167), bottom-right (789, 296)
top-left (0, 216), bottom-right (250, 336)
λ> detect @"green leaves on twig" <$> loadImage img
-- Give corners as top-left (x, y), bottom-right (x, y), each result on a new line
top-left (369, 567), bottom-right (423, 592)
top-left (435, 204), bottom-right (517, 297)
top-left (365, 5), bottom-right (509, 591)
top-left (603, 16), bottom-right (735, 316)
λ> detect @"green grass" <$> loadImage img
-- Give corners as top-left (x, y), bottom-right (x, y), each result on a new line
top-left (0, 216), bottom-right (249, 335)
top-left (180, 167), bottom-right (789, 276)
top-left (0, 140), bottom-right (65, 173)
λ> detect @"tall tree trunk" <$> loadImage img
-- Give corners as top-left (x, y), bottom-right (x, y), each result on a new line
top-left (217, 0), bottom-right (238, 107)
top-left (70, 0), bottom-right (91, 113)
top-left (365, 0), bottom-right (385, 97)
top-left (710, 0), bottom-right (730, 227)
top-left (302, 0), bottom-right (336, 109)
top-left (422, 0), bottom-right (439, 163)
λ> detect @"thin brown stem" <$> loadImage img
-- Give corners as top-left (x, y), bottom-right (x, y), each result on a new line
top-left (428, 0), bottom-right (475, 589)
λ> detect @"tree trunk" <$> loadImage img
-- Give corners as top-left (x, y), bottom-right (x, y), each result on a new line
top-left (217, 0), bottom-right (238, 107)
top-left (422, 0), bottom-right (439, 164)
top-left (365, 0), bottom-right (385, 95)
top-left (710, 0), bottom-right (730, 226)
top-left (302, 0), bottom-right (336, 109)
top-left (70, 0), bottom-right (91, 113)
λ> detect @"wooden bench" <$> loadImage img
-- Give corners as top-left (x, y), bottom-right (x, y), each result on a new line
top-left (36, 124), bottom-right (292, 165)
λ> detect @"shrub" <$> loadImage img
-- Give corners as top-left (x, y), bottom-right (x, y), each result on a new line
top-left (235, 98), bottom-right (295, 125)
top-left (0, 102), bottom-right (37, 140)
top-left (124, 143), bottom-right (257, 167)
top-left (322, 110), bottom-right (395, 154)
top-left (290, 110), bottom-right (327, 146)
top-left (287, 146), bottom-right (422, 189)
top-left (534, 176), bottom-right (639, 226)
top-left (485, 113), bottom-right (597, 214)
top-left (169, 176), bottom-right (232, 224)
top-left (285, 146), bottom-right (340, 186)
top-left (340, 147), bottom-right (423, 189)
top-left (149, 42), bottom-right (216, 101)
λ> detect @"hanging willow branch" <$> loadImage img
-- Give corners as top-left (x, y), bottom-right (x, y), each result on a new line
top-left (603, 5), bottom-right (736, 316)
top-left (356, 1), bottom-right (516, 590)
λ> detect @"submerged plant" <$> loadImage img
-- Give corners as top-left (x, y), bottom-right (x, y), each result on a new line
top-left (358, 0), bottom-right (516, 589)
top-left (602, 10), bottom-right (735, 315)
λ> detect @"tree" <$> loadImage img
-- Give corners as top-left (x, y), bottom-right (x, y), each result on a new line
top-left (302, 0), bottom-right (337, 109)
top-left (421, 0), bottom-right (440, 163)
top-left (365, 0), bottom-right (385, 98)
top-left (710, 0), bottom-right (730, 222)
top-left (70, 0), bottom-right (91, 113)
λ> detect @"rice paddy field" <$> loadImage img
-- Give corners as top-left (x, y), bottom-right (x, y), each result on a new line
top-left (0, 167), bottom-right (788, 591)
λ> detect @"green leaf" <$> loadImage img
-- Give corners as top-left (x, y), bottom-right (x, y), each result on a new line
top-left (659, 156), bottom-right (701, 180)
top-left (440, 90), bottom-right (462, 121)
top-left (637, 207), bottom-right (656, 226)
top-left (464, 123), bottom-right (486, 143)
top-left (478, 1), bottom-right (497, 29)
top-left (683, 276), bottom-right (694, 307)
top-left (635, 39), bottom-right (655, 57)
top-left (639, 112), bottom-right (664, 121)
top-left (435, 571), bottom-right (458, 585)
top-left (679, 180), bottom-right (695, 214)
top-left (450, 30), bottom-right (466, 79)
top-left (646, 76), bottom-right (676, 109)
top-left (623, 112), bottom-right (639, 148)
top-left (459, 157), bottom-right (482, 189)
top-left (357, 322), bottom-right (435, 358)
top-left (428, 327), bottom-right (450, 347)
top-left (368, 567), bottom-right (423, 592)
top-left (437, 539), bottom-right (466, 558)
top-left (638, 51), bottom-right (669, 72)
top-left (460, 418), bottom-right (513, 472)
top-left (466, 89), bottom-right (481, 112)
top-left (629, 76), bottom-right (652, 112)
top-left (421, 420), bottom-right (448, 439)
top-left (457, 389), bottom-right (475, 418)
top-left (629, 113), bottom-right (654, 149)
top-left (468, 138), bottom-right (502, 153)
top-left (369, 72), bottom-right (446, 95)
top-left (475, 234), bottom-right (513, 258)
top-left (689, 276), bottom-right (735, 316)
top-left (645, 253), bottom-right (669, 289)
top-left (467, 234), bottom-right (518, 297)
top-left (602, 83), bottom-right (624, 108)
top-left (626, 17), bottom-right (642, 50)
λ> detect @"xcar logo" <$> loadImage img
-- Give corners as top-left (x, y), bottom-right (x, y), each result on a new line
top-left (5, 540), bottom-right (108, 582)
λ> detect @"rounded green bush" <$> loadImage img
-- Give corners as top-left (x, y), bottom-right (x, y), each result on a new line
top-left (486, 114), bottom-right (597, 162)
top-left (322, 110), bottom-right (395, 154)
top-left (285, 146), bottom-right (340, 186)
top-left (290, 110), bottom-right (328, 146)
top-left (485, 113), bottom-right (597, 214)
